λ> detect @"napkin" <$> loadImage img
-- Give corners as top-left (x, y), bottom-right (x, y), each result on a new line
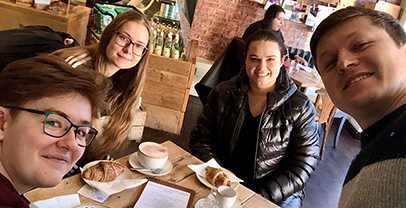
top-left (84, 178), bottom-right (148, 196)
top-left (29, 194), bottom-right (80, 208)
top-left (187, 158), bottom-right (243, 182)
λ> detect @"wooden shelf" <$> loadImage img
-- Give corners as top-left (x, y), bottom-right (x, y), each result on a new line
top-left (0, 0), bottom-right (91, 45)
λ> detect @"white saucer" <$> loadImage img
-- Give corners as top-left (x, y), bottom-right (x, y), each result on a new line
top-left (195, 198), bottom-right (217, 208)
top-left (207, 193), bottom-right (241, 208)
top-left (128, 151), bottom-right (172, 176)
top-left (195, 194), bottom-right (241, 208)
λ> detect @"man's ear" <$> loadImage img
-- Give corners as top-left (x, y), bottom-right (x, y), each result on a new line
top-left (403, 42), bottom-right (406, 55)
top-left (0, 107), bottom-right (9, 141)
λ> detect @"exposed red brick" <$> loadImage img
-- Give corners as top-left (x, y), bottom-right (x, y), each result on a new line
top-left (189, 0), bottom-right (312, 61)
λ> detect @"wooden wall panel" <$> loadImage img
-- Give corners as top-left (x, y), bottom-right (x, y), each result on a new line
top-left (144, 104), bottom-right (184, 134)
top-left (143, 44), bottom-right (197, 134)
top-left (142, 80), bottom-right (187, 111)
top-left (148, 54), bottom-right (192, 76)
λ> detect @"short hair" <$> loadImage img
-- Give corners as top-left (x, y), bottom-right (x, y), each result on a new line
top-left (310, 6), bottom-right (406, 65)
top-left (0, 54), bottom-right (111, 119)
top-left (245, 29), bottom-right (287, 58)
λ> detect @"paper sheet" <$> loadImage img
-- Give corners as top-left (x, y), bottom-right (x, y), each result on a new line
top-left (77, 184), bottom-right (109, 203)
top-left (29, 194), bottom-right (80, 208)
top-left (133, 181), bottom-right (191, 208)
top-left (84, 178), bottom-right (148, 196)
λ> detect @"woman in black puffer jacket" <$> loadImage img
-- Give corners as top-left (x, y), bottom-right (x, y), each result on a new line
top-left (190, 30), bottom-right (319, 208)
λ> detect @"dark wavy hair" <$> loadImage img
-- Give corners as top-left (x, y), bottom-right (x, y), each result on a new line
top-left (263, 4), bottom-right (286, 30)
top-left (245, 29), bottom-right (287, 58)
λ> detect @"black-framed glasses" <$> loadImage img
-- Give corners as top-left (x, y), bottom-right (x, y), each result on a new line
top-left (115, 31), bottom-right (148, 57)
top-left (4, 106), bottom-right (98, 147)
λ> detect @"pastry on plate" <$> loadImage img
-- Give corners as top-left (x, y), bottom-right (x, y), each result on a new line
top-left (205, 166), bottom-right (231, 187)
top-left (82, 161), bottom-right (125, 182)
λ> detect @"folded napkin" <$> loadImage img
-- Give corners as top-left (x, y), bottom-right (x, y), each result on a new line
top-left (29, 194), bottom-right (80, 208)
top-left (84, 178), bottom-right (148, 196)
top-left (187, 158), bottom-right (243, 182)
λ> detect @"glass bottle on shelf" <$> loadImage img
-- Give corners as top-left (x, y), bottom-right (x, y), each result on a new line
top-left (171, 31), bottom-right (180, 59)
top-left (154, 29), bottom-right (164, 56)
top-left (150, 27), bottom-right (157, 54)
top-left (163, 29), bottom-right (172, 58)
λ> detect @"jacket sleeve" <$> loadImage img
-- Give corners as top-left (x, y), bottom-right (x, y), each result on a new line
top-left (189, 86), bottom-right (225, 163)
top-left (259, 97), bottom-right (320, 202)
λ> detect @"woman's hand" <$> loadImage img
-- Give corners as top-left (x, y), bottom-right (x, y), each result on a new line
top-left (294, 55), bottom-right (308, 66)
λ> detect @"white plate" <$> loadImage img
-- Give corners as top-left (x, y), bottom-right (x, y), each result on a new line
top-left (73, 204), bottom-right (111, 208)
top-left (195, 198), bottom-right (217, 208)
top-left (81, 160), bottom-right (132, 187)
top-left (196, 169), bottom-right (239, 190)
top-left (128, 151), bottom-right (172, 176)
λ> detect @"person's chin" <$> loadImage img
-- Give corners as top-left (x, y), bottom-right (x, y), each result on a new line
top-left (37, 173), bottom-right (64, 188)
top-left (114, 59), bottom-right (136, 70)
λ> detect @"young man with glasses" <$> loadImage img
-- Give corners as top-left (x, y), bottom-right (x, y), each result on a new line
top-left (0, 54), bottom-right (110, 207)
top-left (310, 7), bottom-right (406, 207)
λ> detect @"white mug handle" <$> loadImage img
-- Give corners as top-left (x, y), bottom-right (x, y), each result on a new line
top-left (210, 188), bottom-right (218, 198)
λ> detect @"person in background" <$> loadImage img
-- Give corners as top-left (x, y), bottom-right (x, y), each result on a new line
top-left (0, 54), bottom-right (110, 207)
top-left (0, 25), bottom-right (79, 72)
top-left (310, 6), bottom-right (406, 207)
top-left (190, 30), bottom-right (319, 208)
top-left (243, 4), bottom-right (308, 66)
top-left (52, 9), bottom-right (152, 165)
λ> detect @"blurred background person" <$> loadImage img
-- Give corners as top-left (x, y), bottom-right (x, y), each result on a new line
top-left (0, 25), bottom-right (78, 72)
top-left (243, 4), bottom-right (308, 66)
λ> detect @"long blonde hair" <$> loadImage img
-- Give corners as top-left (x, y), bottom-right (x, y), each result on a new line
top-left (53, 10), bottom-right (152, 161)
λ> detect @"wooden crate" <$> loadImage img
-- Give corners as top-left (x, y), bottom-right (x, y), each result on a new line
top-left (142, 54), bottom-right (196, 134)
top-left (0, 0), bottom-right (90, 45)
top-left (128, 106), bottom-right (147, 141)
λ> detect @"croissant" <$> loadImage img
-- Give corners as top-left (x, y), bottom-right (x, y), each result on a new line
top-left (205, 166), bottom-right (232, 187)
top-left (82, 161), bottom-right (125, 182)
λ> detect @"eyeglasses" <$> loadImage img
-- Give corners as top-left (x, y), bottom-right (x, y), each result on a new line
top-left (4, 106), bottom-right (98, 147)
top-left (115, 31), bottom-right (148, 56)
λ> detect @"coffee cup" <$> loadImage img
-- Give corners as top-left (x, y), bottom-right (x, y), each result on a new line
top-left (211, 186), bottom-right (237, 208)
top-left (138, 141), bottom-right (168, 169)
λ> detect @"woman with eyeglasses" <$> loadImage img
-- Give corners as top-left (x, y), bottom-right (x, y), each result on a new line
top-left (0, 54), bottom-right (110, 207)
top-left (52, 10), bottom-right (152, 166)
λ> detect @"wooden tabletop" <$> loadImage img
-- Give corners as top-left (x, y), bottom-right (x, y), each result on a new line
top-left (289, 69), bottom-right (324, 88)
top-left (24, 141), bottom-right (279, 208)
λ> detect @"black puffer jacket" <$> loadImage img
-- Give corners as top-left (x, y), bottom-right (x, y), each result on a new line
top-left (190, 68), bottom-right (319, 203)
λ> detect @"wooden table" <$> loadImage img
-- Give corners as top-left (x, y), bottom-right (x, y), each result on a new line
top-left (289, 69), bottom-right (324, 89)
top-left (24, 141), bottom-right (279, 208)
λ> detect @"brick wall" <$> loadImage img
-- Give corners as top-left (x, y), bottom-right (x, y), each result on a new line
top-left (281, 20), bottom-right (313, 51)
top-left (188, 0), bottom-right (313, 61)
